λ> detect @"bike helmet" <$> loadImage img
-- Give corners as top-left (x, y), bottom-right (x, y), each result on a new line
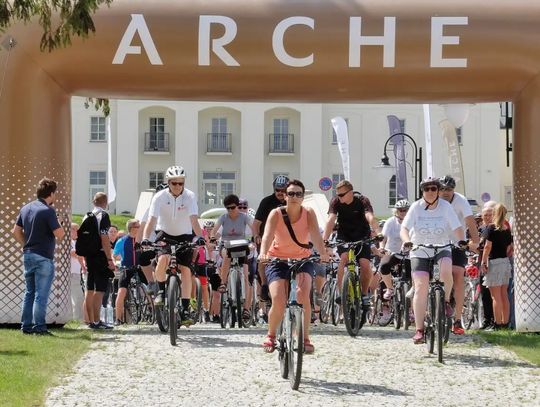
top-left (238, 198), bottom-right (248, 207)
top-left (439, 175), bottom-right (456, 189)
top-left (165, 165), bottom-right (186, 180)
top-left (394, 199), bottom-right (410, 209)
top-left (203, 219), bottom-right (215, 229)
top-left (248, 208), bottom-right (256, 217)
top-left (273, 175), bottom-right (290, 189)
top-left (419, 177), bottom-right (441, 190)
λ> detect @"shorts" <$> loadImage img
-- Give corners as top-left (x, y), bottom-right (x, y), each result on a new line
top-left (155, 231), bottom-right (194, 268)
top-left (207, 265), bottom-right (221, 291)
top-left (483, 257), bottom-right (511, 287)
top-left (139, 250), bottom-right (155, 267)
top-left (85, 253), bottom-right (110, 292)
top-left (265, 261), bottom-right (314, 285)
top-left (410, 250), bottom-right (451, 276)
top-left (248, 256), bottom-right (258, 285)
top-left (337, 243), bottom-right (371, 262)
top-left (313, 262), bottom-right (326, 278)
top-left (452, 247), bottom-right (467, 268)
top-left (194, 264), bottom-right (207, 277)
top-left (118, 266), bottom-right (148, 289)
top-left (379, 254), bottom-right (411, 280)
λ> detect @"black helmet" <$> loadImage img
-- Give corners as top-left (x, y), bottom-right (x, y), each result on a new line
top-left (439, 175), bottom-right (456, 189)
top-left (419, 177), bottom-right (441, 190)
top-left (273, 175), bottom-right (289, 189)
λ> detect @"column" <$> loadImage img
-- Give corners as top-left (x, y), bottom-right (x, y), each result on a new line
top-left (300, 104), bottom-right (323, 191)
top-left (240, 105), bottom-right (265, 206)
top-left (175, 103), bottom-right (199, 190)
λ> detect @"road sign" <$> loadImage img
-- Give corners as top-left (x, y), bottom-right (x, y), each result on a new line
top-left (319, 177), bottom-right (333, 191)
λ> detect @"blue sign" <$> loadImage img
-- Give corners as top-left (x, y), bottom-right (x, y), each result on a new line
top-left (319, 177), bottom-right (333, 191)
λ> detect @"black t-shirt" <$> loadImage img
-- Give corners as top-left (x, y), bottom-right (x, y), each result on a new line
top-left (255, 193), bottom-right (284, 236)
top-left (485, 224), bottom-right (513, 259)
top-left (329, 193), bottom-right (373, 241)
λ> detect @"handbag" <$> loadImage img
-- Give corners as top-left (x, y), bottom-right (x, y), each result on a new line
top-left (279, 207), bottom-right (313, 249)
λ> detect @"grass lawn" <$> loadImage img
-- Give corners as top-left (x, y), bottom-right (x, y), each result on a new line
top-left (478, 330), bottom-right (540, 366)
top-left (0, 322), bottom-right (92, 407)
top-left (72, 214), bottom-right (133, 229)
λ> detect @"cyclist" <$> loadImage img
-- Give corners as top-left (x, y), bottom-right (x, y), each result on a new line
top-left (322, 180), bottom-right (381, 309)
top-left (438, 175), bottom-right (480, 335)
top-left (210, 194), bottom-right (254, 322)
top-left (141, 165), bottom-right (205, 325)
top-left (378, 199), bottom-right (411, 300)
top-left (253, 175), bottom-right (289, 304)
top-left (259, 179), bottom-right (330, 354)
top-left (401, 177), bottom-right (465, 344)
top-left (193, 219), bottom-right (216, 322)
top-left (238, 198), bottom-right (258, 320)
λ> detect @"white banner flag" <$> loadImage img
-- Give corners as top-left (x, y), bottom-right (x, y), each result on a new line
top-left (106, 116), bottom-right (116, 203)
top-left (331, 116), bottom-right (351, 181)
top-left (440, 119), bottom-right (466, 195)
top-left (423, 104), bottom-right (433, 178)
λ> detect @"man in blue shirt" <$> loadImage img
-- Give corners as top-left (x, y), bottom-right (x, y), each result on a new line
top-left (12, 178), bottom-right (65, 335)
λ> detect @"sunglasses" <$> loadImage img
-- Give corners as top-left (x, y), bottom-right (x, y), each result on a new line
top-left (397, 209), bottom-right (408, 213)
top-left (238, 206), bottom-right (247, 209)
top-left (422, 186), bottom-right (438, 192)
top-left (226, 205), bottom-right (237, 210)
top-left (337, 190), bottom-right (351, 198)
top-left (286, 191), bottom-right (304, 198)
top-left (275, 188), bottom-right (287, 193)
top-left (170, 181), bottom-right (184, 186)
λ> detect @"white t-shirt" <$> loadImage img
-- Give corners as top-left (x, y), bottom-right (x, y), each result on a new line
top-left (402, 199), bottom-right (463, 258)
top-left (447, 192), bottom-right (473, 230)
top-left (70, 240), bottom-right (81, 274)
top-left (382, 216), bottom-right (403, 253)
top-left (148, 188), bottom-right (198, 236)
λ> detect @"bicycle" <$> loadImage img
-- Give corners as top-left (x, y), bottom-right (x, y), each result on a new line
top-left (410, 242), bottom-right (465, 363)
top-left (389, 251), bottom-right (412, 330)
top-left (219, 239), bottom-right (250, 329)
top-left (461, 253), bottom-right (482, 330)
top-left (328, 236), bottom-right (383, 337)
top-left (319, 260), bottom-right (340, 326)
top-left (120, 266), bottom-right (155, 325)
top-left (264, 255), bottom-right (320, 391)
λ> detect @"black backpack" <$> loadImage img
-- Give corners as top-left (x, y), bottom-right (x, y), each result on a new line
top-left (75, 212), bottom-right (102, 257)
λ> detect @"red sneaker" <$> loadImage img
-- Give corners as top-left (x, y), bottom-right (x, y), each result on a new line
top-left (412, 329), bottom-right (425, 344)
top-left (452, 320), bottom-right (465, 335)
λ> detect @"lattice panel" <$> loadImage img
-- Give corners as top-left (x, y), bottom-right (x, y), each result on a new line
top-left (0, 155), bottom-right (72, 325)
top-left (513, 160), bottom-right (540, 332)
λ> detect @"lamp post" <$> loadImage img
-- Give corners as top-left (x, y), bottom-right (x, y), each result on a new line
top-left (380, 132), bottom-right (423, 201)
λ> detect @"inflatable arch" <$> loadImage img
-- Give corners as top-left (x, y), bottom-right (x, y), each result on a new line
top-left (1, 0), bottom-right (539, 331)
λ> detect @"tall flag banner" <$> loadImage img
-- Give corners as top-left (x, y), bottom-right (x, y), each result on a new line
top-left (423, 104), bottom-right (433, 178)
top-left (331, 116), bottom-right (351, 180)
top-left (387, 115), bottom-right (408, 200)
top-left (107, 116), bottom-right (117, 203)
top-left (440, 119), bottom-right (466, 195)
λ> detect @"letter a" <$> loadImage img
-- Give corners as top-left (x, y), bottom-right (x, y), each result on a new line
top-left (113, 14), bottom-right (163, 65)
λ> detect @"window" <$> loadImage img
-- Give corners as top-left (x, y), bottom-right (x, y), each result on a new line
top-left (270, 118), bottom-right (293, 153)
top-left (202, 172), bottom-right (236, 206)
top-left (89, 171), bottom-right (106, 201)
top-left (399, 119), bottom-right (406, 133)
top-left (331, 118), bottom-right (348, 144)
top-left (388, 175), bottom-right (397, 206)
top-left (90, 117), bottom-right (106, 141)
top-left (331, 173), bottom-right (345, 197)
top-left (208, 118), bottom-right (230, 152)
top-left (149, 172), bottom-right (164, 189)
top-left (148, 117), bottom-right (166, 150)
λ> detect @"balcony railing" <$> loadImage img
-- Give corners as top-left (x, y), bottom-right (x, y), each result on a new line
top-left (269, 133), bottom-right (294, 154)
top-left (207, 132), bottom-right (232, 153)
top-left (144, 132), bottom-right (169, 152)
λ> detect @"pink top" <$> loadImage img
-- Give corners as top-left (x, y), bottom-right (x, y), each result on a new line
top-left (195, 229), bottom-right (208, 264)
top-left (268, 207), bottom-right (311, 259)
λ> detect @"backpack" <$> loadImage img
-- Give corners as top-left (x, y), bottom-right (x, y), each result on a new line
top-left (75, 212), bottom-right (102, 257)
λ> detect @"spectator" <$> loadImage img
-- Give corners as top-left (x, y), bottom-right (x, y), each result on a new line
top-left (70, 223), bottom-right (85, 321)
top-left (12, 178), bottom-right (65, 335)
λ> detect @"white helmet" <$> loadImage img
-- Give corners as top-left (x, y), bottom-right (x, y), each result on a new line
top-left (394, 199), bottom-right (410, 209)
top-left (165, 165), bottom-right (185, 180)
top-left (203, 219), bottom-right (215, 228)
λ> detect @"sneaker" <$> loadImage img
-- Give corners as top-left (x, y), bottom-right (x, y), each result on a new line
top-left (405, 286), bottom-right (415, 299)
top-left (34, 330), bottom-right (54, 336)
top-left (452, 320), bottom-right (465, 335)
top-left (90, 321), bottom-right (113, 330)
top-left (181, 310), bottom-right (193, 326)
top-left (445, 302), bottom-right (454, 318)
top-left (154, 291), bottom-right (165, 306)
top-left (383, 288), bottom-right (394, 301)
top-left (361, 295), bottom-right (371, 310)
top-left (413, 329), bottom-right (425, 344)
top-left (204, 311), bottom-right (210, 323)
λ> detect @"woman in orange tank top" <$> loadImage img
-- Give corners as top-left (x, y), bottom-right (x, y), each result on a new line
top-left (259, 179), bottom-right (329, 354)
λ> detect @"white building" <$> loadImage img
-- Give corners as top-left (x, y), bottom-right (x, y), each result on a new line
top-left (71, 97), bottom-right (512, 217)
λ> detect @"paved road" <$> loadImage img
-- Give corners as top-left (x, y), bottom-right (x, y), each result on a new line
top-left (46, 323), bottom-right (539, 406)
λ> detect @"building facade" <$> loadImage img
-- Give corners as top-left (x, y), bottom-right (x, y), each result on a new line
top-left (71, 98), bottom-right (511, 217)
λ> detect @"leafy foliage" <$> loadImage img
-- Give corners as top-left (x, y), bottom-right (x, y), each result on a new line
top-left (0, 0), bottom-right (113, 52)
top-left (84, 97), bottom-right (110, 116)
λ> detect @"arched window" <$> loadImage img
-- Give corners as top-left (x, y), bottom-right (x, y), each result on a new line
top-left (388, 175), bottom-right (397, 207)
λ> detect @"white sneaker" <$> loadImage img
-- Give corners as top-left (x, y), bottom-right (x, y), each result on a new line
top-left (405, 286), bottom-right (415, 299)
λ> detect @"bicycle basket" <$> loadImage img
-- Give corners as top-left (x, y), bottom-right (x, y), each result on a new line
top-left (465, 264), bottom-right (479, 278)
top-left (224, 239), bottom-right (250, 258)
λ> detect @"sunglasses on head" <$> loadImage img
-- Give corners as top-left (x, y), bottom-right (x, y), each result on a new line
top-left (422, 186), bottom-right (438, 192)
top-left (170, 181), bottom-right (184, 186)
top-left (226, 205), bottom-right (237, 210)
top-left (337, 190), bottom-right (351, 198)
top-left (286, 191), bottom-right (304, 198)
top-left (275, 188), bottom-right (287, 193)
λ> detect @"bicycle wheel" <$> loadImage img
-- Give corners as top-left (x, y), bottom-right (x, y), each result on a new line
top-left (220, 292), bottom-right (229, 329)
top-left (403, 283), bottom-right (411, 331)
top-left (342, 270), bottom-right (361, 337)
top-left (277, 318), bottom-right (288, 379)
top-left (133, 284), bottom-right (146, 324)
top-left (288, 307), bottom-right (304, 390)
top-left (435, 289), bottom-right (445, 363)
top-left (156, 287), bottom-right (169, 333)
top-left (168, 277), bottom-right (181, 346)
top-left (319, 281), bottom-right (331, 324)
top-left (236, 274), bottom-right (244, 328)
top-left (462, 284), bottom-right (475, 330)
top-left (193, 277), bottom-right (203, 324)
top-left (393, 288), bottom-right (402, 330)
top-left (331, 281), bottom-right (340, 326)
top-left (425, 293), bottom-right (435, 354)
top-left (251, 278), bottom-right (259, 326)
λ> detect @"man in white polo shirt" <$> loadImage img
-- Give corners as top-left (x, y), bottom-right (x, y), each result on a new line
top-left (439, 175), bottom-right (480, 335)
top-left (142, 165), bottom-right (205, 325)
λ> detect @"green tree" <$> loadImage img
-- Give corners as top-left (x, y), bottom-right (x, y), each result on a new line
top-left (0, 0), bottom-right (113, 52)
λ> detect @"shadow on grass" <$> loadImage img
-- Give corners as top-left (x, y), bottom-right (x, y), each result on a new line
top-left (301, 377), bottom-right (410, 397)
top-left (0, 350), bottom-right (29, 356)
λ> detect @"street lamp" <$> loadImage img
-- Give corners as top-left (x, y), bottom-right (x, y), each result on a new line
top-left (379, 132), bottom-right (423, 201)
